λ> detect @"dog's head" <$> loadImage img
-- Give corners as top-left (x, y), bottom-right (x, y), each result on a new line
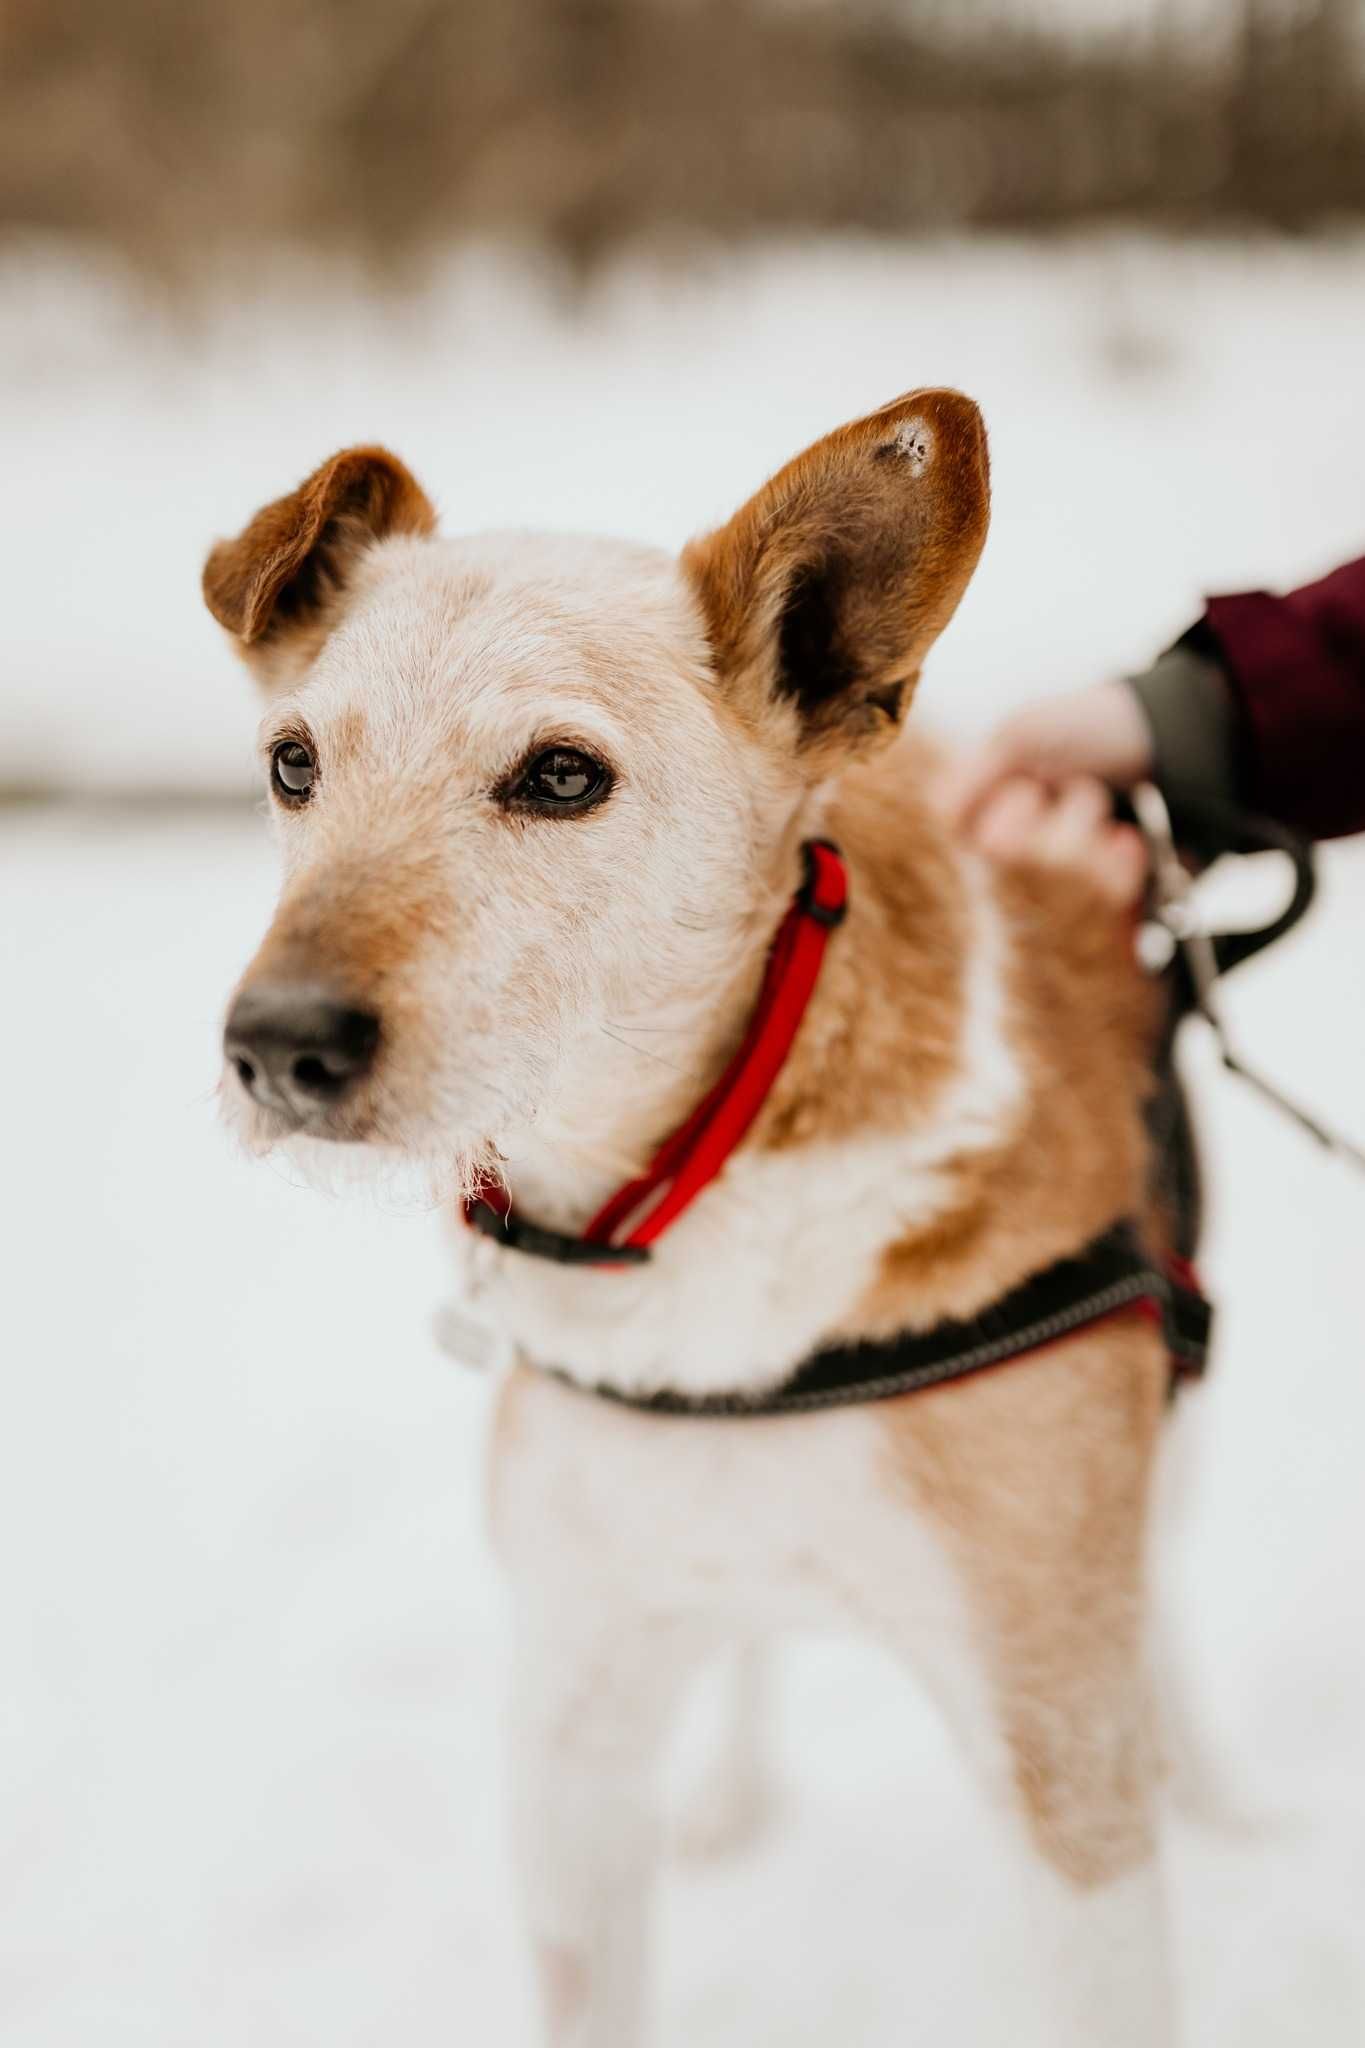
top-left (208, 391), bottom-right (988, 1189)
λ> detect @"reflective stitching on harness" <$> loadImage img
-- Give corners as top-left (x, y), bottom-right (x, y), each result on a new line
top-left (546, 1262), bottom-right (1193, 1420)
top-left (740, 1273), bottom-right (1161, 1415)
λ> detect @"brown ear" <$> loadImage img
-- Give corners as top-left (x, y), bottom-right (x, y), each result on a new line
top-left (682, 388), bottom-right (988, 762)
top-left (202, 446), bottom-right (436, 681)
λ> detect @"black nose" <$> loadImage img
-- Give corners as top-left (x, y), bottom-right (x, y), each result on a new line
top-left (224, 985), bottom-right (379, 1118)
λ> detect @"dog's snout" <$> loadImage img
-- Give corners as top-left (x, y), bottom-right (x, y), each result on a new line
top-left (225, 984), bottom-right (379, 1119)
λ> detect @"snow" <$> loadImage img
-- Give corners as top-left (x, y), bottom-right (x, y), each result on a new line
top-left (5, 232), bottom-right (1365, 792)
top-left (4, 234), bottom-right (1365, 2043)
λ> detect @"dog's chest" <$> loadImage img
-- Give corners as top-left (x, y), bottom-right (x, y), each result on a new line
top-left (441, 1125), bottom-right (976, 1401)
top-left (487, 1359), bottom-right (982, 1656)
top-left (442, 855), bottom-right (1023, 1402)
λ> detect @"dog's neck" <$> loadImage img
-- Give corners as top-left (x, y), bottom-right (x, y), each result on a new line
top-left (490, 835), bottom-right (815, 1235)
top-left (482, 772), bottom-right (973, 1243)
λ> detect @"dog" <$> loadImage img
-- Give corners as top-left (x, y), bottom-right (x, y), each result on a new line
top-left (206, 389), bottom-right (1185, 2046)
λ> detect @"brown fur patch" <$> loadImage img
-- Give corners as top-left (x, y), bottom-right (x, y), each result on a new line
top-left (202, 445), bottom-right (435, 678)
top-left (230, 848), bottom-right (456, 1145)
top-left (329, 703), bottom-right (370, 771)
top-left (755, 740), bottom-right (968, 1152)
top-left (239, 850), bottom-right (451, 1004)
top-left (683, 388), bottom-right (989, 770)
top-left (751, 736), bottom-right (1162, 1335)
top-left (862, 856), bottom-right (1160, 1327)
top-left (879, 1317), bottom-right (1168, 1886)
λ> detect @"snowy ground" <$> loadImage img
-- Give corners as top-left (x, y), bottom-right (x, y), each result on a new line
top-left (4, 234), bottom-right (1365, 2043)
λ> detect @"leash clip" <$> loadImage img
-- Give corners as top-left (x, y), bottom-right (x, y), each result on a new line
top-left (1132, 781), bottom-right (1221, 1013)
top-left (1133, 781), bottom-right (1365, 1172)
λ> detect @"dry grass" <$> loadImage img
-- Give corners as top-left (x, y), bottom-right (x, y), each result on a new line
top-left (2, 0), bottom-right (1363, 284)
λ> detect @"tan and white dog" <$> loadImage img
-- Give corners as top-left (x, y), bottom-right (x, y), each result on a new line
top-left (207, 390), bottom-right (1181, 2046)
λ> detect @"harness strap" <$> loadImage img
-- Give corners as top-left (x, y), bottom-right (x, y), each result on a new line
top-left (1159, 788), bottom-right (1316, 982)
top-left (1135, 783), bottom-right (1365, 1172)
top-left (467, 839), bottom-right (848, 1265)
top-left (548, 1223), bottom-right (1212, 1418)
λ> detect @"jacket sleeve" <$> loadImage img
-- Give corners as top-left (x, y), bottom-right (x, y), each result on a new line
top-left (1189, 554), bottom-right (1365, 841)
top-left (1125, 643), bottom-right (1239, 819)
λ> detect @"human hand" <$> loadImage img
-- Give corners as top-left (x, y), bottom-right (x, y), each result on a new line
top-left (938, 680), bottom-right (1154, 832)
top-left (946, 774), bottom-right (1150, 908)
top-left (936, 681), bottom-right (1153, 910)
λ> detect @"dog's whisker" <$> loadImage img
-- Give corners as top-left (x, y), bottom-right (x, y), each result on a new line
top-left (603, 1019), bottom-right (702, 1036)
top-left (598, 1024), bottom-right (700, 1079)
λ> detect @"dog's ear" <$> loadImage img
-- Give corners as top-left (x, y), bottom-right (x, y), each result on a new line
top-left (682, 389), bottom-right (988, 766)
top-left (202, 446), bottom-right (436, 686)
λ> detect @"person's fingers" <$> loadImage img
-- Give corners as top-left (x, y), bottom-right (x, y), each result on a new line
top-left (967, 774), bottom-right (1151, 911)
top-left (1094, 822), bottom-right (1150, 910)
top-left (1034, 790), bottom-right (1150, 909)
top-left (973, 776), bottom-right (1048, 858)
top-left (1032, 775), bottom-right (1111, 862)
top-left (939, 702), bottom-right (1091, 832)
top-left (938, 680), bottom-right (1158, 838)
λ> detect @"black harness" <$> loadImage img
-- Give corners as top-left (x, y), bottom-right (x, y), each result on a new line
top-left (553, 1223), bottom-right (1212, 1419)
top-left (475, 792), bottom-right (1326, 1419)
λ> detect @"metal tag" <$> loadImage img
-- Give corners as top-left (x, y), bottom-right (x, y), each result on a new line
top-left (432, 1298), bottom-right (515, 1373)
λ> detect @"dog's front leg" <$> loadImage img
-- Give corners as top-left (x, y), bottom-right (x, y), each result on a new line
top-left (874, 1333), bottom-right (1177, 2045)
top-left (673, 1639), bottom-right (778, 1860)
top-left (891, 1563), bottom-right (1174, 2047)
top-left (508, 1606), bottom-right (703, 2048)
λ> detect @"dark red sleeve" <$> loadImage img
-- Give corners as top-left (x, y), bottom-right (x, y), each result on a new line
top-left (1197, 555), bottom-right (1365, 840)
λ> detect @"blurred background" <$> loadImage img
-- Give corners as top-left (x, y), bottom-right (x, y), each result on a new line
top-left (4, 3), bottom-right (1365, 2043)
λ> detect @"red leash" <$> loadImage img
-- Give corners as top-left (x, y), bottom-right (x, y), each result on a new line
top-left (466, 840), bottom-right (848, 1266)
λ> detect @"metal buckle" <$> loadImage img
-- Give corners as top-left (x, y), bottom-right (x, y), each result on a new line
top-left (1133, 781), bottom-right (1365, 1171)
top-left (1132, 781), bottom-right (1222, 1023)
top-left (798, 839), bottom-right (848, 927)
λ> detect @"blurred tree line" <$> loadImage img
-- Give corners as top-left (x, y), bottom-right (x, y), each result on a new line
top-left (2, 0), bottom-right (1363, 277)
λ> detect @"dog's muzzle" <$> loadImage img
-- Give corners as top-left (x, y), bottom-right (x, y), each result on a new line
top-left (225, 982), bottom-right (378, 1127)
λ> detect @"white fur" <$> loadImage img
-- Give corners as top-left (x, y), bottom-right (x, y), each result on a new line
top-left (494, 1370), bottom-right (1166, 2048)
top-left (445, 844), bottom-right (1024, 1399)
top-left (893, 414), bottom-right (934, 474)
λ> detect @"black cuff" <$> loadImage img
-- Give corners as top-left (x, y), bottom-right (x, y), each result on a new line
top-left (1124, 644), bottom-right (1238, 815)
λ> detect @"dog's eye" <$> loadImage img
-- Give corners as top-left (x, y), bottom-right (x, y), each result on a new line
top-left (517, 748), bottom-right (609, 811)
top-left (271, 740), bottom-right (316, 804)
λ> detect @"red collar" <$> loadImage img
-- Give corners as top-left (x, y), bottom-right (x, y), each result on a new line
top-left (465, 839), bottom-right (849, 1267)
